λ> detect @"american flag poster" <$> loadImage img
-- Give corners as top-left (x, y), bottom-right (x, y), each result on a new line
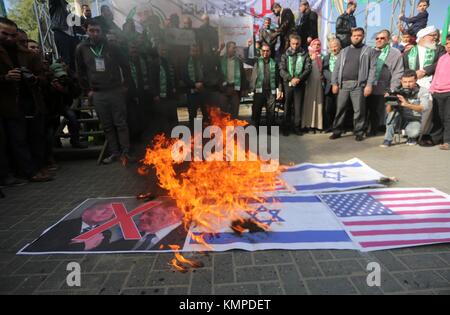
top-left (319, 188), bottom-right (450, 252)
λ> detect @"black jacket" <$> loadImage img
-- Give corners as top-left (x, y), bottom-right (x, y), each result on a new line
top-left (400, 11), bottom-right (429, 36)
top-left (280, 48), bottom-right (313, 85)
top-left (297, 10), bottom-right (319, 43)
top-left (150, 57), bottom-right (176, 99)
top-left (75, 38), bottom-right (133, 92)
top-left (49, 0), bottom-right (70, 32)
top-left (106, 225), bottom-right (188, 251)
top-left (336, 13), bottom-right (357, 48)
top-left (23, 218), bottom-right (112, 253)
top-left (322, 54), bottom-right (335, 95)
top-left (274, 8), bottom-right (297, 51)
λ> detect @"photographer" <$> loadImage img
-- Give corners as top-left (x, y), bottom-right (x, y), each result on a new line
top-left (381, 70), bottom-right (431, 147)
top-left (47, 62), bottom-right (86, 150)
top-left (0, 17), bottom-right (51, 182)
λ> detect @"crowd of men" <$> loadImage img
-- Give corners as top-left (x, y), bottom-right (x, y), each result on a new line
top-left (1, 0), bottom-right (449, 189)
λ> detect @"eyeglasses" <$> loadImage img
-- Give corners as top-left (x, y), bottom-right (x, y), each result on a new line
top-left (261, 50), bottom-right (271, 52)
top-left (376, 37), bottom-right (387, 40)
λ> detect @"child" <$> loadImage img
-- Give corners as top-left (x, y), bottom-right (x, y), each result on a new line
top-left (399, 0), bottom-right (429, 36)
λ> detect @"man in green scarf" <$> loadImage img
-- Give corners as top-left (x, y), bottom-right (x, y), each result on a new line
top-left (366, 29), bottom-right (404, 137)
top-left (182, 44), bottom-right (208, 129)
top-left (403, 26), bottom-right (445, 85)
top-left (149, 43), bottom-right (178, 135)
top-left (323, 38), bottom-right (342, 132)
top-left (279, 34), bottom-right (312, 136)
top-left (248, 43), bottom-right (283, 129)
top-left (220, 41), bottom-right (247, 118)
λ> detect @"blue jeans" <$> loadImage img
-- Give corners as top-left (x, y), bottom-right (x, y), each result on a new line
top-left (384, 112), bottom-right (421, 142)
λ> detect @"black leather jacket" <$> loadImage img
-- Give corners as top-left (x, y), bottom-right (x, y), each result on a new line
top-left (336, 13), bottom-right (356, 48)
top-left (49, 0), bottom-right (70, 32)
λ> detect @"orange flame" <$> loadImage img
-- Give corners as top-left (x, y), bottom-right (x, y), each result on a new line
top-left (140, 108), bottom-right (283, 269)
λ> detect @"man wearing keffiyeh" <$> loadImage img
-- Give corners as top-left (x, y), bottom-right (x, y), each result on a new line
top-left (366, 30), bottom-right (404, 137)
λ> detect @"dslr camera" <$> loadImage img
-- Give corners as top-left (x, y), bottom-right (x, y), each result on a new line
top-left (384, 87), bottom-right (418, 108)
top-left (19, 67), bottom-right (37, 85)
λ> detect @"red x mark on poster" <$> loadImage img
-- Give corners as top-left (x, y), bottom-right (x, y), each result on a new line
top-left (72, 201), bottom-right (162, 242)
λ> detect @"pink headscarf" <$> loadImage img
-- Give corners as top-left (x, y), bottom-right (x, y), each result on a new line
top-left (308, 38), bottom-right (322, 71)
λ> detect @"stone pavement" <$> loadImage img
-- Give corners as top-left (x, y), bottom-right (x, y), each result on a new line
top-left (1, 130), bottom-right (450, 295)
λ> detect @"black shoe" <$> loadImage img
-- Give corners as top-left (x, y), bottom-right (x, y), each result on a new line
top-left (329, 133), bottom-right (341, 140)
top-left (294, 128), bottom-right (304, 136)
top-left (355, 135), bottom-right (364, 142)
top-left (121, 153), bottom-right (138, 165)
top-left (71, 141), bottom-right (88, 149)
top-left (0, 176), bottom-right (28, 188)
top-left (282, 129), bottom-right (290, 137)
top-left (102, 154), bottom-right (120, 165)
top-left (29, 172), bottom-right (53, 183)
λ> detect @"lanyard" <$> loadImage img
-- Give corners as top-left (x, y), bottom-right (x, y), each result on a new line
top-left (90, 45), bottom-right (104, 58)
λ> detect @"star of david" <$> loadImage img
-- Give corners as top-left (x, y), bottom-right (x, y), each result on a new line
top-left (319, 170), bottom-right (347, 182)
top-left (248, 206), bottom-right (285, 226)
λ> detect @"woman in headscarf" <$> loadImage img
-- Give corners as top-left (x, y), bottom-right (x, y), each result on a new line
top-left (302, 38), bottom-right (324, 132)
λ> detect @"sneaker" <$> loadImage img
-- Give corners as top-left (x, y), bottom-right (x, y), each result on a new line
top-left (380, 140), bottom-right (392, 148)
top-left (406, 138), bottom-right (418, 146)
top-left (355, 135), bottom-right (364, 142)
top-left (329, 133), bottom-right (341, 140)
top-left (102, 154), bottom-right (120, 165)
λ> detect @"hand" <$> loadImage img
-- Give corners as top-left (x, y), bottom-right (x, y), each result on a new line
top-left (364, 85), bottom-right (373, 97)
top-left (51, 79), bottom-right (65, 92)
top-left (399, 14), bottom-right (404, 20)
top-left (416, 70), bottom-right (426, 79)
top-left (5, 69), bottom-right (22, 82)
top-left (397, 95), bottom-right (408, 107)
top-left (219, 42), bottom-right (225, 51)
top-left (195, 82), bottom-right (204, 91)
top-left (276, 89), bottom-right (284, 100)
top-left (83, 234), bottom-right (105, 251)
top-left (332, 85), bottom-right (339, 95)
top-left (291, 78), bottom-right (300, 86)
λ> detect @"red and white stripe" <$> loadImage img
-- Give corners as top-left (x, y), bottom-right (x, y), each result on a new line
top-left (339, 189), bottom-right (450, 251)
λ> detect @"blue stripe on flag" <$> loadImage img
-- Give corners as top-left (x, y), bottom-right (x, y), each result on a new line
top-left (285, 162), bottom-right (362, 173)
top-left (261, 196), bottom-right (320, 203)
top-left (294, 180), bottom-right (380, 191)
top-left (190, 230), bottom-right (351, 245)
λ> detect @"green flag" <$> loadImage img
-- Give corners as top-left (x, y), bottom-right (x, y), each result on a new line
top-left (443, 5), bottom-right (450, 45)
top-left (0, 0), bottom-right (7, 17)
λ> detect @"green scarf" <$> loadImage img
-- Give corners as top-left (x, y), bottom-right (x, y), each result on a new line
top-left (160, 64), bottom-right (167, 98)
top-left (408, 45), bottom-right (436, 70)
top-left (221, 56), bottom-right (241, 91)
top-left (255, 58), bottom-right (277, 95)
top-left (329, 54), bottom-right (337, 73)
top-left (375, 45), bottom-right (390, 80)
top-left (188, 57), bottom-right (202, 83)
top-left (288, 53), bottom-right (305, 78)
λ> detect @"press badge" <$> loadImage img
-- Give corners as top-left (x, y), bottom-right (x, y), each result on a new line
top-left (95, 58), bottom-right (106, 72)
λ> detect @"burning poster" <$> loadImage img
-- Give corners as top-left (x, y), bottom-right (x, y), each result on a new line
top-left (18, 193), bottom-right (357, 255)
